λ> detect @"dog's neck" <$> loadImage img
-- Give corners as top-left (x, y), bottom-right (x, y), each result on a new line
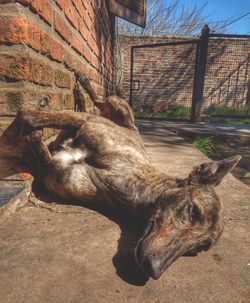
top-left (93, 163), bottom-right (180, 216)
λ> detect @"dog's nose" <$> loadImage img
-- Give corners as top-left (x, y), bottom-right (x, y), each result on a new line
top-left (142, 256), bottom-right (162, 280)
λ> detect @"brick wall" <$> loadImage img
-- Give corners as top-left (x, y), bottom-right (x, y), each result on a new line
top-left (118, 35), bottom-right (198, 109)
top-left (0, 0), bottom-right (115, 133)
top-left (204, 37), bottom-right (250, 109)
top-left (119, 34), bottom-right (250, 111)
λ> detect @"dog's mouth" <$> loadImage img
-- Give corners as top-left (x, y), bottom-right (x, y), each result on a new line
top-left (135, 222), bottom-right (213, 279)
top-left (184, 240), bottom-right (212, 256)
top-left (135, 244), bottom-right (182, 280)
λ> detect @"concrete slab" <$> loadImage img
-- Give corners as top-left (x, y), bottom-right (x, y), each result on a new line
top-left (136, 118), bottom-right (250, 144)
top-left (0, 187), bottom-right (24, 207)
top-left (0, 157), bottom-right (32, 224)
top-left (0, 118), bottom-right (34, 223)
top-left (0, 121), bottom-right (249, 303)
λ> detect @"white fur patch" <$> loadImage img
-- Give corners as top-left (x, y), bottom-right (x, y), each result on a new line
top-left (53, 148), bottom-right (87, 168)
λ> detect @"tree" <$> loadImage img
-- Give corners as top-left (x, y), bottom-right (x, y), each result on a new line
top-left (117, 0), bottom-right (230, 36)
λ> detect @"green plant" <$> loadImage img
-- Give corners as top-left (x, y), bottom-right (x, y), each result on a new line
top-left (134, 104), bottom-right (191, 119)
top-left (192, 136), bottom-right (216, 157)
top-left (204, 105), bottom-right (250, 116)
top-left (204, 116), bottom-right (250, 125)
top-left (223, 118), bottom-right (250, 125)
top-left (164, 104), bottom-right (191, 118)
top-left (243, 172), bottom-right (250, 178)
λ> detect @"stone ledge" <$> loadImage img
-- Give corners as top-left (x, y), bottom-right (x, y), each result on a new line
top-left (0, 185), bottom-right (28, 225)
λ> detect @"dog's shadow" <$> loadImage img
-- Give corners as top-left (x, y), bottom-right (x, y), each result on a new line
top-left (32, 180), bottom-right (149, 286)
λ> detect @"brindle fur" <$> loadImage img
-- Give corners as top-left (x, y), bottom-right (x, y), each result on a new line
top-left (16, 72), bottom-right (241, 280)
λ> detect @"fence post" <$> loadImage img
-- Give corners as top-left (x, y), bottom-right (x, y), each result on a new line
top-left (191, 25), bottom-right (210, 122)
top-left (129, 46), bottom-right (134, 106)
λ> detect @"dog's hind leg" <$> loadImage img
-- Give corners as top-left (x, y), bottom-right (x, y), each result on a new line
top-left (75, 71), bottom-right (100, 105)
top-left (75, 71), bottom-right (137, 130)
top-left (74, 81), bottom-right (101, 116)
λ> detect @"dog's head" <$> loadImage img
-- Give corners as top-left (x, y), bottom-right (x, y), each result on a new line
top-left (135, 156), bottom-right (240, 279)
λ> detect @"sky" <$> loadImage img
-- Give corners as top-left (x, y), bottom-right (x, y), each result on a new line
top-left (171, 0), bottom-right (250, 34)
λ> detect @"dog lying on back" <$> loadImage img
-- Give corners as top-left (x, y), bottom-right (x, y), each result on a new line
top-left (13, 72), bottom-right (240, 280)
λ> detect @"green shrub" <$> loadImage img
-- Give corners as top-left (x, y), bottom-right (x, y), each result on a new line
top-left (192, 136), bottom-right (216, 157)
top-left (134, 104), bottom-right (191, 119)
top-left (244, 172), bottom-right (250, 178)
top-left (204, 105), bottom-right (250, 116)
top-left (163, 104), bottom-right (191, 118)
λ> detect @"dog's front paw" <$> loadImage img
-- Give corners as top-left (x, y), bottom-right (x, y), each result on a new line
top-left (18, 96), bottom-right (50, 127)
top-left (23, 129), bottom-right (43, 145)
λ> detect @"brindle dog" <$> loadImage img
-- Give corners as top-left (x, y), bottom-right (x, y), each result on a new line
top-left (15, 72), bottom-right (240, 280)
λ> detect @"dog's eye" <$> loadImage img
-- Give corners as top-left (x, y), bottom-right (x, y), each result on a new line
top-left (144, 219), bottom-right (157, 238)
top-left (190, 204), bottom-right (201, 222)
top-left (148, 219), bottom-right (157, 233)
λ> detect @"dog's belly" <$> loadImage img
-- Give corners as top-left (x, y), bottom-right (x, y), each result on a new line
top-left (75, 119), bottom-right (149, 165)
top-left (44, 149), bottom-right (98, 201)
top-left (45, 164), bottom-right (98, 201)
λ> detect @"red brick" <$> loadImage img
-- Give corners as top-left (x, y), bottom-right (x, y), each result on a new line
top-left (29, 0), bottom-right (53, 25)
top-left (16, 0), bottom-right (53, 25)
top-left (54, 0), bottom-right (66, 10)
top-left (0, 53), bottom-right (29, 81)
top-left (79, 2), bottom-right (92, 30)
top-left (30, 56), bottom-right (54, 86)
top-left (64, 51), bottom-right (80, 71)
top-left (27, 20), bottom-right (42, 50)
top-left (64, 1), bottom-right (79, 30)
top-left (0, 16), bottom-right (28, 44)
top-left (54, 69), bottom-right (72, 88)
top-left (71, 33), bottom-right (85, 56)
top-left (63, 92), bottom-right (75, 110)
top-left (0, 15), bottom-right (66, 63)
top-left (15, 0), bottom-right (32, 5)
top-left (0, 90), bottom-right (24, 115)
top-left (0, 53), bottom-right (54, 86)
top-left (82, 46), bottom-right (94, 65)
top-left (78, 19), bottom-right (90, 42)
top-left (54, 11), bottom-right (73, 45)
top-left (40, 34), bottom-right (65, 62)
top-left (73, 0), bottom-right (95, 35)
top-left (71, 0), bottom-right (85, 20)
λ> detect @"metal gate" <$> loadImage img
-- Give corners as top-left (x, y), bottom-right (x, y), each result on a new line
top-left (129, 26), bottom-right (250, 122)
top-left (129, 39), bottom-right (199, 121)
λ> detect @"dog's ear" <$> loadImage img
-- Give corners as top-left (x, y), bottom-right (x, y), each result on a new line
top-left (188, 155), bottom-right (241, 187)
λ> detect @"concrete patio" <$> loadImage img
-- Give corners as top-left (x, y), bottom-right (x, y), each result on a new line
top-left (0, 120), bottom-right (249, 303)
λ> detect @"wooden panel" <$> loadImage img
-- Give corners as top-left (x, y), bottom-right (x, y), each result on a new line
top-left (109, 0), bottom-right (147, 28)
top-left (116, 0), bottom-right (145, 16)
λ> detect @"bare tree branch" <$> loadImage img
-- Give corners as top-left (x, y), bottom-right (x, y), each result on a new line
top-left (117, 0), bottom-right (232, 36)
